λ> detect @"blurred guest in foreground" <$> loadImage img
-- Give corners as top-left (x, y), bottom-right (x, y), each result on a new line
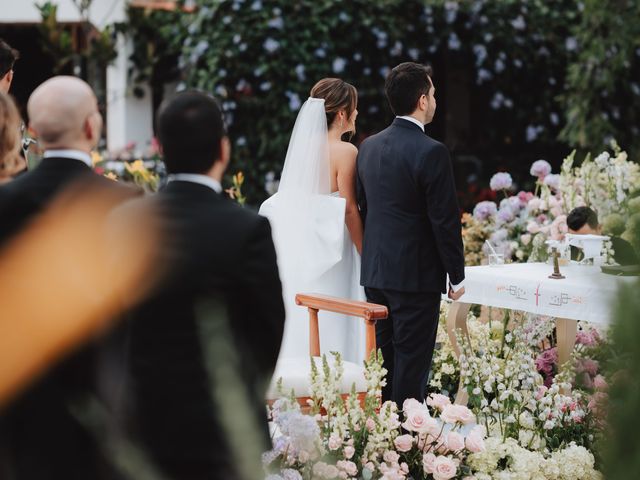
top-left (567, 206), bottom-right (638, 266)
top-left (0, 76), bottom-right (141, 480)
top-left (0, 93), bottom-right (25, 183)
top-left (118, 91), bottom-right (285, 480)
top-left (0, 39), bottom-right (18, 94)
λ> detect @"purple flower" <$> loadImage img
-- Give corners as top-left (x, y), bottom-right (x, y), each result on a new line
top-left (507, 196), bottom-right (523, 212)
top-left (530, 159), bottom-right (552, 179)
top-left (490, 172), bottom-right (513, 191)
top-left (497, 206), bottom-right (515, 224)
top-left (543, 174), bottom-right (560, 191)
top-left (473, 201), bottom-right (497, 221)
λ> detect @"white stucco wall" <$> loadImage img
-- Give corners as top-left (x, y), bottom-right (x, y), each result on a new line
top-left (0, 0), bottom-right (154, 153)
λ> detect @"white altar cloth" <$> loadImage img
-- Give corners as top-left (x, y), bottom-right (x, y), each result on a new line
top-left (460, 262), bottom-right (635, 326)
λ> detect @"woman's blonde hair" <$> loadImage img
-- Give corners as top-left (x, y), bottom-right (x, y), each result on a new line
top-left (0, 93), bottom-right (22, 179)
top-left (310, 78), bottom-right (358, 134)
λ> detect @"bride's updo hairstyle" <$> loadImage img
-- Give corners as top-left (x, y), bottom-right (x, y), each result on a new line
top-left (310, 78), bottom-right (357, 134)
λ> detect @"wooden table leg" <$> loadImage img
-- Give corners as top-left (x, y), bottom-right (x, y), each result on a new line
top-left (556, 317), bottom-right (577, 372)
top-left (445, 302), bottom-right (471, 405)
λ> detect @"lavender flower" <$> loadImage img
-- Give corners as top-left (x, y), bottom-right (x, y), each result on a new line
top-left (543, 174), bottom-right (560, 191)
top-left (497, 206), bottom-right (515, 224)
top-left (473, 201), bottom-right (497, 221)
top-left (489, 172), bottom-right (513, 192)
top-left (530, 159), bottom-right (552, 179)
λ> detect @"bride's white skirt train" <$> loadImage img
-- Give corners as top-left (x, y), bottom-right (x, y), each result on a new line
top-left (260, 192), bottom-right (366, 364)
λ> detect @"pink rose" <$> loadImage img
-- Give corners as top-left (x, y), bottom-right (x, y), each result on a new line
top-left (328, 433), bottom-right (342, 451)
top-left (422, 452), bottom-right (436, 474)
top-left (427, 393), bottom-right (452, 412)
top-left (383, 450), bottom-right (400, 464)
top-left (394, 434), bottom-right (414, 452)
top-left (594, 374), bottom-right (608, 391)
top-left (403, 398), bottom-right (424, 412)
top-left (440, 404), bottom-right (475, 425)
top-left (445, 431), bottom-right (465, 452)
top-left (343, 445), bottom-right (355, 459)
top-left (432, 456), bottom-right (458, 480)
top-left (400, 462), bottom-right (409, 474)
top-left (402, 406), bottom-right (439, 434)
top-left (337, 460), bottom-right (358, 477)
top-left (465, 430), bottom-right (485, 453)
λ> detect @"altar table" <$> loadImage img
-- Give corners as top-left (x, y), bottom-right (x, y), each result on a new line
top-left (446, 262), bottom-right (635, 404)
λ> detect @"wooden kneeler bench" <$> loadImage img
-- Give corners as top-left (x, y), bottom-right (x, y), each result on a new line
top-left (266, 293), bottom-right (388, 411)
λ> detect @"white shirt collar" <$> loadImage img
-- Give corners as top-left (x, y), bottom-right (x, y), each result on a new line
top-left (167, 173), bottom-right (222, 193)
top-left (396, 116), bottom-right (425, 132)
top-left (43, 149), bottom-right (92, 167)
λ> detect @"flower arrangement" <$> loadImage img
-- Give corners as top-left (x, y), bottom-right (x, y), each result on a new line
top-left (466, 143), bottom-right (640, 265)
top-left (264, 351), bottom-right (488, 479)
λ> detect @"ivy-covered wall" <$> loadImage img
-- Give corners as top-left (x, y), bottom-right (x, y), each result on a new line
top-left (122, 0), bottom-right (640, 205)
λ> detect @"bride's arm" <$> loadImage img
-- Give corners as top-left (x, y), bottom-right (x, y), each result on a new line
top-left (336, 143), bottom-right (364, 255)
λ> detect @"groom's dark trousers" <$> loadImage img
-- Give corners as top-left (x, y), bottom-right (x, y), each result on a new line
top-left (356, 118), bottom-right (465, 406)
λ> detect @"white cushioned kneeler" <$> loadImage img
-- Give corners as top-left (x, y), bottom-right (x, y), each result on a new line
top-left (266, 356), bottom-right (367, 400)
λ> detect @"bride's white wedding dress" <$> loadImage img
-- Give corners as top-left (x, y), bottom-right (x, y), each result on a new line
top-left (259, 98), bottom-right (365, 363)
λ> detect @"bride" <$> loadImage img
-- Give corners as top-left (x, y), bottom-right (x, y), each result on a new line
top-left (259, 78), bottom-right (365, 363)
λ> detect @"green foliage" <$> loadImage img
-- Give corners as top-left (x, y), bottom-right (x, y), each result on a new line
top-left (560, 0), bottom-right (640, 154)
top-left (114, 6), bottom-right (184, 97)
top-left (604, 274), bottom-right (640, 479)
top-left (119, 0), bottom-right (640, 202)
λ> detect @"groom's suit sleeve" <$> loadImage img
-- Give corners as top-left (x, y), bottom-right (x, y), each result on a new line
top-left (423, 143), bottom-right (465, 285)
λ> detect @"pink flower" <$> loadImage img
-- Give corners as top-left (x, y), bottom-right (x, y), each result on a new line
top-left (594, 374), bottom-right (608, 391)
top-left (576, 330), bottom-right (596, 346)
top-left (445, 431), bottom-right (465, 452)
top-left (337, 460), bottom-right (358, 477)
top-left (526, 220), bottom-right (541, 234)
top-left (427, 393), bottom-right (451, 412)
top-left (440, 404), bottom-right (475, 425)
top-left (328, 433), bottom-right (342, 451)
top-left (422, 452), bottom-right (436, 474)
top-left (402, 406), bottom-right (439, 434)
top-left (403, 398), bottom-right (424, 413)
top-left (383, 450), bottom-right (400, 464)
top-left (432, 456), bottom-right (458, 480)
top-left (465, 429), bottom-right (485, 453)
top-left (394, 434), bottom-right (414, 452)
top-left (400, 462), bottom-right (409, 474)
top-left (343, 445), bottom-right (355, 459)
top-left (579, 358), bottom-right (599, 376)
top-left (365, 417), bottom-right (376, 432)
top-left (535, 385), bottom-right (548, 400)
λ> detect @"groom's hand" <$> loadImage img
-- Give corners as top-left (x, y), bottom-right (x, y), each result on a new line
top-left (448, 286), bottom-right (465, 301)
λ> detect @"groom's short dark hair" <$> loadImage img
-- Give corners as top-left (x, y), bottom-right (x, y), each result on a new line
top-left (157, 90), bottom-right (226, 174)
top-left (385, 63), bottom-right (433, 116)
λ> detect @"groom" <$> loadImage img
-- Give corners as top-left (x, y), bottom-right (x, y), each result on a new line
top-left (356, 62), bottom-right (465, 406)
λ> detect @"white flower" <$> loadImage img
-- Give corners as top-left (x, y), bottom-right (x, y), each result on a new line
top-left (263, 38), bottom-right (280, 53)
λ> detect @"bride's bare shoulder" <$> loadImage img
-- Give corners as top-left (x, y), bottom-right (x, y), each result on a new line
top-left (329, 140), bottom-right (358, 162)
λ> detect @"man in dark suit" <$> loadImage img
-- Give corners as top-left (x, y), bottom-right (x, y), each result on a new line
top-left (0, 76), bottom-right (139, 479)
top-left (356, 63), bottom-right (466, 406)
top-left (119, 91), bottom-right (285, 480)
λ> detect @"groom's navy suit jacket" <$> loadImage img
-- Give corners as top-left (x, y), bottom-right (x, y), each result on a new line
top-left (357, 118), bottom-right (465, 293)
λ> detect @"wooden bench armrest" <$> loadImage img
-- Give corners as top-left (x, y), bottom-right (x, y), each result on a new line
top-left (294, 293), bottom-right (388, 359)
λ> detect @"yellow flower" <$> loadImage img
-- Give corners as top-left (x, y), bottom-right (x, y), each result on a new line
top-left (104, 172), bottom-right (118, 181)
top-left (91, 151), bottom-right (103, 166)
top-left (234, 171), bottom-right (244, 186)
top-left (125, 159), bottom-right (146, 174)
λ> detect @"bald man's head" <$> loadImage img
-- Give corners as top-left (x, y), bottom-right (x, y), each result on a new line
top-left (27, 76), bottom-right (102, 151)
